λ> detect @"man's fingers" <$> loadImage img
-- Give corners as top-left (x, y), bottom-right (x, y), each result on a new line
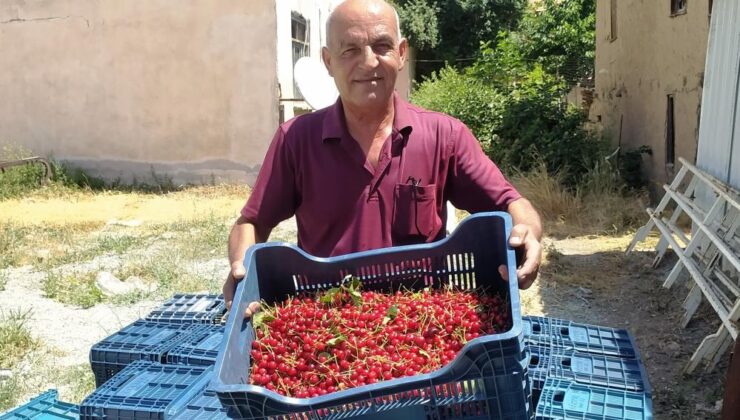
top-left (509, 224), bottom-right (530, 247)
top-left (231, 263), bottom-right (246, 279)
top-left (222, 275), bottom-right (236, 310)
top-left (518, 274), bottom-right (536, 290)
top-left (498, 264), bottom-right (509, 281)
top-left (516, 238), bottom-right (541, 290)
top-left (223, 263), bottom-right (246, 311)
top-left (245, 301), bottom-right (261, 318)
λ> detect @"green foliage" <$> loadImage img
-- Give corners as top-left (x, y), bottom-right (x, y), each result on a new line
top-left (392, 0), bottom-right (526, 77)
top-left (409, 0), bottom-right (611, 189)
top-left (617, 146), bottom-right (652, 190)
top-left (42, 271), bottom-right (104, 309)
top-left (394, 0), bottom-right (440, 50)
top-left (0, 145), bottom-right (49, 200)
top-left (516, 0), bottom-right (596, 84)
top-left (411, 66), bottom-right (505, 143)
top-left (412, 64), bottom-right (605, 186)
top-left (0, 222), bottom-right (29, 269)
top-left (52, 163), bottom-right (107, 190)
top-left (0, 374), bottom-right (22, 412)
top-left (0, 144), bottom-right (109, 200)
top-left (492, 67), bottom-right (606, 185)
top-left (0, 309), bottom-right (38, 369)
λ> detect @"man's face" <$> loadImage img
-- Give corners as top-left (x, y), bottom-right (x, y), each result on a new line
top-left (322, 6), bottom-right (407, 111)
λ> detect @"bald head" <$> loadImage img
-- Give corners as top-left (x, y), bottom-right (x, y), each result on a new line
top-left (326, 0), bottom-right (402, 49)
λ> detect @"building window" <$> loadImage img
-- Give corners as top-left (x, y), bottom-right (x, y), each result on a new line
top-left (609, 0), bottom-right (617, 41)
top-left (291, 12), bottom-right (310, 99)
top-left (671, 0), bottom-right (687, 16)
top-left (666, 95), bottom-right (676, 166)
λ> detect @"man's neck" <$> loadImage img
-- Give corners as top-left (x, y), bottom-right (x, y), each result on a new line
top-left (341, 96), bottom-right (395, 144)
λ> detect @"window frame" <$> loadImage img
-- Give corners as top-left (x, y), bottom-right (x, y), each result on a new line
top-left (608, 0), bottom-right (618, 42)
top-left (666, 95), bottom-right (676, 167)
top-left (671, 0), bottom-right (688, 17)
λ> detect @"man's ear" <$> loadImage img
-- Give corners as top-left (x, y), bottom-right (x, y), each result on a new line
top-left (398, 38), bottom-right (408, 71)
top-left (322, 47), bottom-right (333, 77)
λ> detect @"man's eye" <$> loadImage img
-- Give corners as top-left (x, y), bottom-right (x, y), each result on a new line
top-left (342, 48), bottom-right (358, 56)
top-left (374, 44), bottom-right (392, 53)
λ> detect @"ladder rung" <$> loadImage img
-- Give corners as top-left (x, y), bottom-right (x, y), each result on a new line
top-left (649, 213), bottom-right (739, 338)
top-left (665, 187), bottom-right (740, 275)
top-left (713, 268), bottom-right (740, 298)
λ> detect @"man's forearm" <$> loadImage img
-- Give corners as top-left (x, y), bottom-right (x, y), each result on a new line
top-left (507, 198), bottom-right (542, 239)
top-left (228, 216), bottom-right (270, 267)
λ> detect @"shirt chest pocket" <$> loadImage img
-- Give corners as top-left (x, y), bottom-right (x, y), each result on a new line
top-left (392, 183), bottom-right (440, 241)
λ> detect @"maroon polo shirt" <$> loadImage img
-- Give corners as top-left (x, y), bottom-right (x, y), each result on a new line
top-left (241, 93), bottom-right (521, 257)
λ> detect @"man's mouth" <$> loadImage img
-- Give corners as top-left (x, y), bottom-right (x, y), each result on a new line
top-left (354, 77), bottom-right (382, 83)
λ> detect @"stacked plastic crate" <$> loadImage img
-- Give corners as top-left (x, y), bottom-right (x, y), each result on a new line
top-left (523, 316), bottom-right (654, 419)
top-left (0, 213), bottom-right (657, 419)
top-left (89, 294), bottom-right (226, 386)
top-left (0, 390), bottom-right (79, 419)
top-left (78, 293), bottom-right (228, 419)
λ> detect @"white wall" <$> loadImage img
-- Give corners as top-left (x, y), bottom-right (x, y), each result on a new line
top-left (276, 0), bottom-right (333, 120)
top-left (0, 1), bottom-right (279, 186)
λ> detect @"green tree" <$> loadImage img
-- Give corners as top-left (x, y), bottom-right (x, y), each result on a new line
top-left (514, 0), bottom-right (596, 85)
top-left (409, 0), bottom-right (605, 188)
top-left (392, 0), bottom-right (526, 78)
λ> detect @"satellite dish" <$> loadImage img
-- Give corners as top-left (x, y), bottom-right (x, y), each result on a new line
top-left (294, 56), bottom-right (338, 110)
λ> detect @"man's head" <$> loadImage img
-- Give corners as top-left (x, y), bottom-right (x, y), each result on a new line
top-left (322, 0), bottom-right (408, 112)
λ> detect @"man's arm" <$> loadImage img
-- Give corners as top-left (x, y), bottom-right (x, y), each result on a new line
top-left (223, 215), bottom-right (270, 314)
top-left (501, 197), bottom-right (542, 289)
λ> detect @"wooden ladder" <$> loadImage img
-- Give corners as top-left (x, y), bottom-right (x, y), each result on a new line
top-left (627, 157), bottom-right (740, 373)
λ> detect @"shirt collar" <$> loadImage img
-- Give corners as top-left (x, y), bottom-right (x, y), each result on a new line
top-left (322, 92), bottom-right (413, 142)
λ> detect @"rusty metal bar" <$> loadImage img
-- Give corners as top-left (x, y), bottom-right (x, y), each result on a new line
top-left (0, 156), bottom-right (52, 184)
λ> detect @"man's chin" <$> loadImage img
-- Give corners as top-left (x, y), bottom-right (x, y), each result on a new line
top-left (351, 91), bottom-right (392, 106)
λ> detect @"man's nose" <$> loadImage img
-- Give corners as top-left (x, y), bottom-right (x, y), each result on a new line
top-left (359, 46), bottom-right (379, 69)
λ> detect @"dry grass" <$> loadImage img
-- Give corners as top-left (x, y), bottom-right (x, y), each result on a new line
top-left (0, 308), bottom-right (41, 411)
top-left (0, 309), bottom-right (38, 369)
top-left (510, 163), bottom-right (648, 238)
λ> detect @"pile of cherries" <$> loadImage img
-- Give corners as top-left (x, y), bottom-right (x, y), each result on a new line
top-left (248, 278), bottom-right (510, 398)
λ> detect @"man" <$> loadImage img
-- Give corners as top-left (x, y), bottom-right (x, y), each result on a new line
top-left (223, 0), bottom-right (542, 312)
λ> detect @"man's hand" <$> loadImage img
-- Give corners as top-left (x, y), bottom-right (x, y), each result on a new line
top-left (223, 261), bottom-right (261, 318)
top-left (223, 218), bottom-right (267, 318)
top-left (498, 223), bottom-right (542, 289)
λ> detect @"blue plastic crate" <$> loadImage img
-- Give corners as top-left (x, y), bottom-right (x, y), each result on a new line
top-left (527, 346), bottom-right (552, 407)
top-left (548, 349), bottom-right (651, 395)
top-left (522, 316), bottom-right (637, 359)
top-left (80, 361), bottom-right (211, 420)
top-left (171, 387), bottom-right (228, 420)
top-left (0, 390), bottom-right (79, 419)
top-left (90, 320), bottom-right (194, 387)
top-left (166, 325), bottom-right (224, 367)
top-left (535, 378), bottom-right (653, 420)
top-left (213, 212), bottom-right (533, 419)
top-left (145, 294), bottom-right (226, 325)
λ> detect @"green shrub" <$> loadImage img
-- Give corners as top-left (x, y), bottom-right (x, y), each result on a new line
top-left (42, 271), bottom-right (104, 309)
top-left (493, 67), bottom-right (607, 186)
top-left (0, 144), bottom-right (108, 199)
top-left (0, 309), bottom-right (37, 369)
top-left (617, 145), bottom-right (652, 190)
top-left (0, 145), bottom-right (48, 200)
top-left (411, 65), bottom-right (606, 187)
top-left (411, 66), bottom-right (505, 144)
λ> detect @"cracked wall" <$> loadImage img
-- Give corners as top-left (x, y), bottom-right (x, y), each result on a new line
top-left (0, 1), bottom-right (278, 186)
top-left (591, 0), bottom-right (710, 188)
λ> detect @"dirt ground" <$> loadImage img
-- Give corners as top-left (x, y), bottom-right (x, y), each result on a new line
top-left (0, 190), bottom-right (730, 419)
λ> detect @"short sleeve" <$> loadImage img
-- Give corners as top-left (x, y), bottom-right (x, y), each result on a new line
top-left (446, 123), bottom-right (521, 212)
top-left (241, 127), bottom-right (299, 230)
